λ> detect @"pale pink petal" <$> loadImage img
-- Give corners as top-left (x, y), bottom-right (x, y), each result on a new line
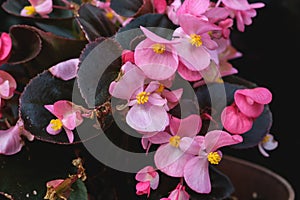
top-left (148, 131), bottom-right (171, 144)
top-left (205, 7), bottom-right (230, 23)
top-left (0, 80), bottom-right (10, 97)
top-left (109, 62), bottom-right (145, 100)
top-left (52, 100), bottom-right (74, 119)
top-left (49, 58), bottom-right (79, 81)
top-left (135, 166), bottom-right (157, 181)
top-left (0, 125), bottom-right (23, 155)
top-left (168, 184), bottom-right (190, 200)
top-left (163, 88), bottom-right (183, 110)
top-left (221, 105), bottom-right (253, 134)
top-left (140, 26), bottom-right (179, 44)
top-left (177, 62), bottom-right (202, 81)
top-left (46, 122), bottom-right (62, 135)
top-left (148, 93), bottom-right (167, 106)
top-left (222, 0), bottom-right (251, 11)
top-left (126, 104), bottom-right (169, 132)
top-left (44, 104), bottom-right (54, 115)
top-left (184, 156), bottom-right (211, 193)
top-left (64, 128), bottom-right (74, 143)
top-left (179, 136), bottom-right (203, 155)
top-left (154, 144), bottom-right (193, 177)
top-left (170, 114), bottom-right (202, 138)
top-left (34, 0), bottom-right (53, 16)
top-left (0, 70), bottom-right (17, 99)
top-left (177, 0), bottom-right (210, 17)
top-left (62, 112), bottom-right (79, 130)
top-left (204, 130), bottom-right (243, 152)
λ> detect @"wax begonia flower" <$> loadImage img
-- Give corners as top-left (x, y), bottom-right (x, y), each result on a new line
top-left (176, 0), bottom-right (210, 18)
top-left (181, 130), bottom-right (243, 193)
top-left (221, 0), bottom-right (265, 32)
top-left (173, 14), bottom-right (221, 72)
top-left (166, 0), bottom-right (182, 25)
top-left (154, 114), bottom-right (202, 177)
top-left (221, 104), bottom-right (253, 134)
top-left (234, 87), bottom-right (272, 118)
top-left (49, 58), bottom-right (79, 81)
top-left (0, 70), bottom-right (17, 105)
top-left (20, 0), bottom-right (53, 18)
top-left (44, 100), bottom-right (91, 143)
top-left (109, 62), bottom-right (182, 132)
top-left (160, 183), bottom-right (190, 200)
top-left (258, 133), bottom-right (278, 157)
top-left (0, 119), bottom-right (34, 155)
top-left (134, 26), bottom-right (179, 80)
top-left (135, 166), bottom-right (159, 197)
top-left (0, 32), bottom-right (12, 66)
top-left (121, 49), bottom-right (135, 64)
top-left (153, 0), bottom-right (167, 14)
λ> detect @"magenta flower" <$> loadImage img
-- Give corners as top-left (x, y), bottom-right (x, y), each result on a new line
top-left (0, 32), bottom-right (12, 65)
top-left (160, 183), bottom-right (190, 200)
top-left (181, 130), bottom-right (243, 193)
top-left (154, 114), bottom-right (202, 177)
top-left (234, 87), bottom-right (272, 118)
top-left (109, 62), bottom-right (180, 133)
top-left (153, 0), bottom-right (167, 14)
top-left (221, 0), bottom-right (265, 32)
top-left (135, 166), bottom-right (159, 197)
top-left (134, 26), bottom-right (179, 80)
top-left (173, 14), bottom-right (221, 72)
top-left (0, 70), bottom-right (17, 105)
top-left (49, 58), bottom-right (79, 81)
top-left (20, 0), bottom-right (53, 18)
top-left (44, 100), bottom-right (90, 143)
top-left (0, 119), bottom-right (34, 155)
top-left (221, 103), bottom-right (253, 134)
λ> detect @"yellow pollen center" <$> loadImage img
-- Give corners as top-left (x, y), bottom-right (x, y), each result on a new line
top-left (152, 43), bottom-right (166, 54)
top-left (136, 91), bottom-right (150, 104)
top-left (105, 11), bottom-right (114, 20)
top-left (50, 119), bottom-right (63, 131)
top-left (169, 135), bottom-right (181, 148)
top-left (24, 6), bottom-right (36, 15)
top-left (156, 84), bottom-right (165, 93)
top-left (262, 135), bottom-right (271, 144)
top-left (207, 152), bottom-right (221, 164)
top-left (189, 34), bottom-right (202, 47)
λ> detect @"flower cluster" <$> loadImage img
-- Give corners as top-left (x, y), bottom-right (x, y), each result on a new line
top-left (0, 0), bottom-right (279, 199)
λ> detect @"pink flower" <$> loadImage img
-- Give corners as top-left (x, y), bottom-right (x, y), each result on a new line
top-left (160, 183), bottom-right (190, 200)
top-left (176, 0), bottom-right (210, 18)
top-left (181, 130), bottom-right (243, 193)
top-left (0, 119), bottom-right (34, 155)
top-left (166, 0), bottom-right (182, 25)
top-left (258, 133), bottom-right (278, 157)
top-left (221, 0), bottom-right (265, 32)
top-left (109, 62), bottom-right (181, 133)
top-left (20, 0), bottom-right (53, 18)
top-left (135, 166), bottom-right (159, 197)
top-left (49, 58), bottom-right (79, 81)
top-left (173, 14), bottom-right (221, 72)
top-left (153, 0), bottom-right (167, 14)
top-left (0, 70), bottom-right (17, 105)
top-left (221, 103), bottom-right (253, 134)
top-left (0, 32), bottom-right (12, 65)
top-left (154, 114), bottom-right (202, 177)
top-left (44, 100), bottom-right (90, 143)
top-left (234, 87), bottom-right (272, 118)
top-left (134, 26), bottom-right (179, 80)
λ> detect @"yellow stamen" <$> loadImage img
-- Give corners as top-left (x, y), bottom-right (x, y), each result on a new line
top-left (169, 135), bottom-right (181, 148)
top-left (24, 6), bottom-right (36, 15)
top-left (207, 151), bottom-right (221, 164)
top-left (156, 84), bottom-right (164, 93)
top-left (105, 11), bottom-right (114, 20)
top-left (136, 91), bottom-right (150, 104)
top-left (152, 43), bottom-right (166, 54)
top-left (189, 34), bottom-right (202, 47)
top-left (262, 135), bottom-right (271, 144)
top-left (50, 119), bottom-right (63, 131)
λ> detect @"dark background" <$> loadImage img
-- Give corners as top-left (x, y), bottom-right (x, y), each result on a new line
top-left (227, 0), bottom-right (300, 198)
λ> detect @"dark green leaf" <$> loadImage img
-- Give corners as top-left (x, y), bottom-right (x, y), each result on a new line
top-left (76, 3), bottom-right (118, 42)
top-left (69, 180), bottom-right (88, 200)
top-left (110, 0), bottom-right (153, 18)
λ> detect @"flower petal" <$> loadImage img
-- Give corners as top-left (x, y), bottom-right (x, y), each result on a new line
top-left (49, 58), bottom-right (79, 81)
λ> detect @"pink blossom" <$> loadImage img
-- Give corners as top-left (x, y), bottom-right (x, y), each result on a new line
top-left (0, 119), bottom-right (34, 155)
top-left (161, 183), bottom-right (190, 200)
top-left (0, 32), bottom-right (12, 65)
top-left (20, 0), bottom-right (53, 18)
top-left (49, 58), bottom-right (79, 81)
top-left (0, 70), bottom-right (17, 105)
top-left (109, 62), bottom-right (181, 133)
top-left (221, 103), bottom-right (253, 134)
top-left (153, 0), bottom-right (167, 14)
top-left (234, 87), bottom-right (272, 118)
top-left (173, 14), bottom-right (221, 72)
top-left (258, 133), bottom-right (278, 157)
top-left (135, 166), bottom-right (159, 197)
top-left (121, 49), bottom-right (135, 64)
top-left (166, 0), bottom-right (182, 25)
top-left (182, 130), bottom-right (243, 193)
top-left (221, 0), bottom-right (265, 32)
top-left (44, 100), bottom-right (91, 143)
top-left (134, 26), bottom-right (179, 80)
top-left (176, 0), bottom-right (210, 18)
top-left (154, 114), bottom-right (202, 177)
